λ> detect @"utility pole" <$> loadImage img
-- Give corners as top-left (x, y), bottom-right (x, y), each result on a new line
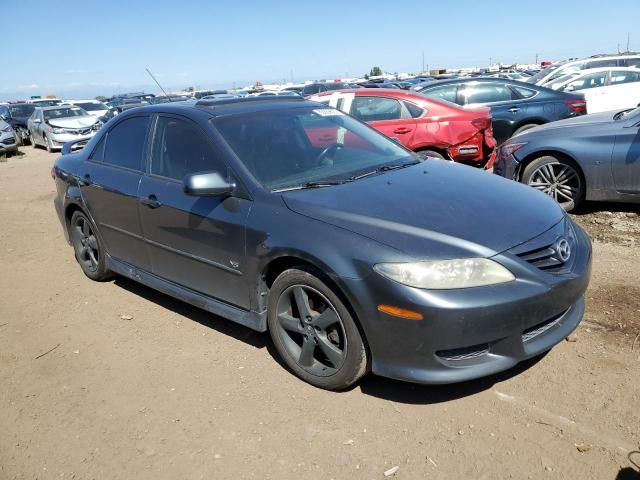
top-left (489, 57), bottom-right (492, 68)
top-left (627, 33), bottom-right (630, 52)
top-left (421, 51), bottom-right (425, 73)
top-left (535, 53), bottom-right (538, 65)
top-left (290, 69), bottom-right (294, 83)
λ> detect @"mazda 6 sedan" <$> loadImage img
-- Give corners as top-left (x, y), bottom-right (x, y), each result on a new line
top-left (52, 97), bottom-right (592, 390)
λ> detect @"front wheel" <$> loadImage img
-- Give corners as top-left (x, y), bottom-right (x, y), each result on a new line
top-left (521, 155), bottom-right (585, 211)
top-left (267, 268), bottom-right (368, 390)
top-left (70, 210), bottom-right (113, 281)
top-left (44, 134), bottom-right (53, 153)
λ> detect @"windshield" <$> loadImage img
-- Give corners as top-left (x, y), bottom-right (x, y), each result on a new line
top-left (8, 104), bottom-right (36, 117)
top-left (75, 102), bottom-right (107, 111)
top-left (214, 106), bottom-right (415, 190)
top-left (33, 100), bottom-right (61, 107)
top-left (43, 107), bottom-right (88, 120)
top-left (527, 66), bottom-right (559, 83)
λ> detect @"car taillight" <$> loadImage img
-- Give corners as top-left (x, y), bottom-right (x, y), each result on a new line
top-left (564, 99), bottom-right (587, 113)
top-left (471, 117), bottom-right (491, 130)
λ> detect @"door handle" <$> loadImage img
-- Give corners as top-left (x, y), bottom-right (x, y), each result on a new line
top-left (508, 107), bottom-right (520, 113)
top-left (140, 195), bottom-right (162, 209)
top-left (393, 127), bottom-right (412, 134)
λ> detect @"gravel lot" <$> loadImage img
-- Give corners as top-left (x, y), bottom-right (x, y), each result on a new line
top-left (1, 148), bottom-right (639, 480)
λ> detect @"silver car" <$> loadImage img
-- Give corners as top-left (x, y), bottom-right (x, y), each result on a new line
top-left (0, 119), bottom-right (18, 155)
top-left (28, 106), bottom-right (101, 152)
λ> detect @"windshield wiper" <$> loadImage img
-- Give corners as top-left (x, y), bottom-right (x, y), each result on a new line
top-left (273, 180), bottom-right (347, 192)
top-left (350, 160), bottom-right (421, 181)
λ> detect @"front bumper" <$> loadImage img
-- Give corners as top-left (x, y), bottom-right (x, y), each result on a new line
top-left (0, 132), bottom-right (18, 153)
top-left (341, 219), bottom-right (591, 384)
top-left (493, 143), bottom-right (519, 179)
top-left (48, 132), bottom-right (96, 149)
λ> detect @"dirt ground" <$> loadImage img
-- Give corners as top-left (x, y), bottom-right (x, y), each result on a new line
top-left (1, 148), bottom-right (639, 480)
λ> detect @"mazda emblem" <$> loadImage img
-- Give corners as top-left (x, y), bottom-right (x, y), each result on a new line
top-left (555, 238), bottom-right (571, 262)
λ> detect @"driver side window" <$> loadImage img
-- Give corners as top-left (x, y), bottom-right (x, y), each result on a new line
top-left (151, 116), bottom-right (224, 181)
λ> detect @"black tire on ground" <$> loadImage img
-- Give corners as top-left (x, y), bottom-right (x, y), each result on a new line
top-left (512, 123), bottom-right (539, 137)
top-left (521, 155), bottom-right (585, 212)
top-left (267, 267), bottom-right (368, 390)
top-left (69, 210), bottom-right (113, 281)
top-left (415, 149), bottom-right (445, 160)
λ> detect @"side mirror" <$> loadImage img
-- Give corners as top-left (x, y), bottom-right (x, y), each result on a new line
top-left (183, 171), bottom-right (235, 197)
top-left (566, 84), bottom-right (575, 92)
top-left (34, 118), bottom-right (42, 124)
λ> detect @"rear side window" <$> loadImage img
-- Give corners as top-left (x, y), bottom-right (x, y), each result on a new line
top-left (512, 86), bottom-right (537, 98)
top-left (351, 97), bottom-right (403, 122)
top-left (586, 59), bottom-right (619, 69)
top-left (302, 85), bottom-right (321, 96)
top-left (567, 71), bottom-right (607, 91)
top-left (90, 135), bottom-right (106, 161)
top-left (461, 84), bottom-right (515, 104)
top-left (423, 85), bottom-right (458, 104)
top-left (621, 58), bottom-right (640, 68)
top-left (151, 116), bottom-right (223, 181)
top-left (609, 70), bottom-right (640, 85)
top-left (103, 116), bottom-right (150, 170)
top-left (403, 101), bottom-right (424, 118)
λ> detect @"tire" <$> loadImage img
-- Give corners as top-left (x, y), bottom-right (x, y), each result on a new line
top-left (521, 155), bottom-right (585, 211)
top-left (415, 149), bottom-right (446, 160)
top-left (267, 267), bottom-right (368, 390)
top-left (31, 132), bottom-right (39, 149)
top-left (512, 123), bottom-right (539, 137)
top-left (44, 134), bottom-right (53, 153)
top-left (69, 210), bottom-right (113, 281)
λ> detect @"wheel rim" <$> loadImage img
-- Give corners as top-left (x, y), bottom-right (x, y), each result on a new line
top-left (275, 285), bottom-right (347, 377)
top-left (528, 162), bottom-right (581, 205)
top-left (72, 216), bottom-right (99, 272)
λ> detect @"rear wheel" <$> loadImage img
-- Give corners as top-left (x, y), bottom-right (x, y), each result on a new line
top-left (521, 155), bottom-right (585, 211)
top-left (267, 268), bottom-right (368, 390)
top-left (70, 211), bottom-right (113, 281)
top-left (415, 149), bottom-right (446, 160)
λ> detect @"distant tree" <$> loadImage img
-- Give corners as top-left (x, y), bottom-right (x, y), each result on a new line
top-left (364, 73), bottom-right (369, 80)
top-left (369, 66), bottom-right (382, 77)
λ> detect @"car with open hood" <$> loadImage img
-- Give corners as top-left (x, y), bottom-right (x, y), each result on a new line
top-left (28, 105), bottom-right (102, 152)
top-left (52, 96), bottom-right (591, 390)
top-left (0, 102), bottom-right (36, 145)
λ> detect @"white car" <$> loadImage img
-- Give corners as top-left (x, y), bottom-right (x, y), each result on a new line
top-left (548, 67), bottom-right (640, 113)
top-left (65, 99), bottom-right (108, 117)
top-left (28, 98), bottom-right (63, 107)
top-left (527, 54), bottom-right (640, 86)
top-left (27, 106), bottom-right (101, 152)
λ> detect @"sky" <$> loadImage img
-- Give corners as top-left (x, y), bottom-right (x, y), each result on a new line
top-left (2, 0), bottom-right (639, 99)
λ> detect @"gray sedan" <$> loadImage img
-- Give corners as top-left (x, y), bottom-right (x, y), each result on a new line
top-left (494, 107), bottom-right (640, 211)
top-left (0, 119), bottom-right (18, 155)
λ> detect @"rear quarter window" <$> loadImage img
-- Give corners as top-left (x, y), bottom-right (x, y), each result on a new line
top-left (103, 116), bottom-right (150, 170)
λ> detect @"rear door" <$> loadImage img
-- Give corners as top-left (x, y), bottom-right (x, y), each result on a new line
top-left (564, 71), bottom-right (608, 113)
top-left (459, 82), bottom-right (522, 144)
top-left (80, 115), bottom-right (151, 270)
top-left (138, 114), bottom-right (251, 309)
top-left (349, 96), bottom-right (417, 147)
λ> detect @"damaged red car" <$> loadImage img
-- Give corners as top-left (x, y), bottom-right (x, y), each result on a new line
top-left (310, 89), bottom-right (496, 169)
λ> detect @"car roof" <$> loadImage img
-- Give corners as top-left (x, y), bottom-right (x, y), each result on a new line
top-left (419, 77), bottom-right (542, 89)
top-left (37, 105), bottom-right (82, 111)
top-left (115, 96), bottom-right (318, 118)
top-left (315, 88), bottom-right (423, 99)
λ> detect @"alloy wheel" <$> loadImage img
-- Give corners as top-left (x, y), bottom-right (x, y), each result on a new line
top-left (274, 285), bottom-right (347, 376)
top-left (527, 162), bottom-right (581, 204)
top-left (72, 216), bottom-right (99, 273)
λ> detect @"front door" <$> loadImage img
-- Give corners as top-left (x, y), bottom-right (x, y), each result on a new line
top-left (80, 115), bottom-right (151, 270)
top-left (138, 114), bottom-right (251, 309)
top-left (611, 120), bottom-right (640, 193)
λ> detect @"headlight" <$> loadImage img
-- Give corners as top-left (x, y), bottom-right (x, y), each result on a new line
top-left (373, 258), bottom-right (515, 289)
top-left (1, 125), bottom-right (12, 133)
top-left (502, 142), bottom-right (527, 156)
top-left (49, 127), bottom-right (65, 134)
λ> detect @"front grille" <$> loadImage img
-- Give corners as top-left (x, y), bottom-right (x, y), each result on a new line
top-left (508, 218), bottom-right (575, 274)
top-left (436, 343), bottom-right (489, 361)
top-left (522, 310), bottom-right (566, 342)
top-left (516, 244), bottom-right (565, 272)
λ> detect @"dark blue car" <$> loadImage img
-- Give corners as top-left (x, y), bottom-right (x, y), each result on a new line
top-left (52, 97), bottom-right (591, 390)
top-left (414, 78), bottom-right (587, 144)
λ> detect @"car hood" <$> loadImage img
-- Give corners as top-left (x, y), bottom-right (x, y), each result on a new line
top-left (47, 116), bottom-right (98, 128)
top-left (520, 111), bottom-right (615, 136)
top-left (282, 161), bottom-right (564, 260)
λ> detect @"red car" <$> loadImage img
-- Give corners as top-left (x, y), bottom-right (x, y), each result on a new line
top-left (310, 89), bottom-right (496, 169)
